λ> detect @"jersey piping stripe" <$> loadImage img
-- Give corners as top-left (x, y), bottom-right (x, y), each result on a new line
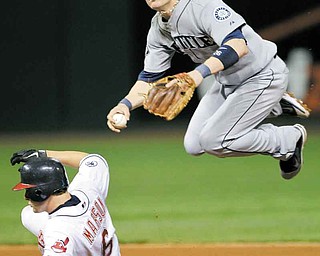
top-left (53, 190), bottom-right (90, 217)
top-left (220, 68), bottom-right (274, 155)
top-left (175, 0), bottom-right (219, 60)
top-left (176, 0), bottom-right (200, 59)
top-left (175, 0), bottom-right (192, 34)
top-left (176, 0), bottom-right (206, 60)
top-left (220, 68), bottom-right (292, 156)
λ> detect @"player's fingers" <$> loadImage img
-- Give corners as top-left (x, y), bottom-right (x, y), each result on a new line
top-left (10, 157), bottom-right (20, 166)
top-left (108, 105), bottom-right (130, 120)
top-left (165, 79), bottom-right (178, 88)
top-left (123, 113), bottom-right (130, 122)
top-left (107, 120), bottom-right (121, 133)
top-left (107, 109), bottom-right (118, 121)
top-left (119, 107), bottom-right (130, 121)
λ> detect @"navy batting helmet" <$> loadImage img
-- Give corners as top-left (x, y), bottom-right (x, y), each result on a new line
top-left (12, 157), bottom-right (69, 202)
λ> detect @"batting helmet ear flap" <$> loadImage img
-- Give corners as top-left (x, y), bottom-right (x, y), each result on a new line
top-left (25, 188), bottom-right (44, 201)
top-left (34, 189), bottom-right (43, 197)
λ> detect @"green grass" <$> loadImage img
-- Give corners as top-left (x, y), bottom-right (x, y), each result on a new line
top-left (1, 128), bottom-right (319, 244)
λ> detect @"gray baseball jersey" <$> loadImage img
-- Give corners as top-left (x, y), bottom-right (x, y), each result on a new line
top-left (143, 0), bottom-right (302, 161)
top-left (144, 0), bottom-right (277, 85)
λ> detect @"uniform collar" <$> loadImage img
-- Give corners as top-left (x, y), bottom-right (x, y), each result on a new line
top-left (49, 190), bottom-right (89, 218)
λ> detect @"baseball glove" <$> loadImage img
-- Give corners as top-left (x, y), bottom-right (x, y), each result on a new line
top-left (10, 149), bottom-right (47, 165)
top-left (143, 73), bottom-right (196, 121)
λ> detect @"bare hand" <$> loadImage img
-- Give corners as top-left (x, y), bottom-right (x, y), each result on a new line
top-left (107, 104), bottom-right (130, 133)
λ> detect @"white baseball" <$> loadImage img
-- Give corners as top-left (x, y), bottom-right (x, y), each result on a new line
top-left (113, 113), bottom-right (127, 128)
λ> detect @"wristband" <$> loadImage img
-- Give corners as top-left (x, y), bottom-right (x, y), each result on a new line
top-left (195, 64), bottom-right (212, 78)
top-left (212, 45), bottom-right (239, 69)
top-left (119, 98), bottom-right (132, 110)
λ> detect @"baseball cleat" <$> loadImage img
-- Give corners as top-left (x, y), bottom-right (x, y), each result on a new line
top-left (279, 124), bottom-right (307, 180)
top-left (280, 92), bottom-right (311, 118)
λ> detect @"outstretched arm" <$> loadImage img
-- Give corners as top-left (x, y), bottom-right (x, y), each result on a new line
top-left (10, 149), bottom-right (89, 169)
top-left (46, 150), bottom-right (89, 169)
top-left (107, 80), bottom-right (150, 133)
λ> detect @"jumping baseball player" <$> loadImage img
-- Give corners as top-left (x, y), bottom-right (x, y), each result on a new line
top-left (107, 0), bottom-right (309, 180)
top-left (11, 149), bottom-right (121, 256)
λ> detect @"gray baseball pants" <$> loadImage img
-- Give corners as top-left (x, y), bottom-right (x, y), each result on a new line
top-left (184, 56), bottom-right (301, 161)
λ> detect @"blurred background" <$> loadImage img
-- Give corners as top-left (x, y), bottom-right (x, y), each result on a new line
top-left (0, 0), bottom-right (319, 133)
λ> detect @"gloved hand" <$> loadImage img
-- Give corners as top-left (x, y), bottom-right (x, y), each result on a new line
top-left (10, 149), bottom-right (47, 165)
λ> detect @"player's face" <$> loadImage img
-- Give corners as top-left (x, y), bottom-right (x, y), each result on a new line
top-left (145, 0), bottom-right (173, 11)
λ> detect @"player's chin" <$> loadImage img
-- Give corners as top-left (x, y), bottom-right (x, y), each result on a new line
top-left (28, 201), bottom-right (44, 213)
top-left (29, 205), bottom-right (40, 213)
top-left (145, 0), bottom-right (160, 9)
top-left (32, 208), bottom-right (39, 213)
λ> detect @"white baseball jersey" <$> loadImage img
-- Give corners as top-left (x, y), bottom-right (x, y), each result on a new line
top-left (144, 0), bottom-right (277, 85)
top-left (21, 154), bottom-right (120, 256)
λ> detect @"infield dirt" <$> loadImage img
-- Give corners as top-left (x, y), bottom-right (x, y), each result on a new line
top-left (1, 243), bottom-right (320, 256)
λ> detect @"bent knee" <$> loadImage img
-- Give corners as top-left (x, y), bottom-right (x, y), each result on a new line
top-left (199, 133), bottom-right (228, 158)
top-left (184, 140), bottom-right (203, 156)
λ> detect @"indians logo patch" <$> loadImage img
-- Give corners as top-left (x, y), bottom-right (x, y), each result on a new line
top-left (214, 7), bottom-right (232, 21)
top-left (51, 237), bottom-right (69, 253)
